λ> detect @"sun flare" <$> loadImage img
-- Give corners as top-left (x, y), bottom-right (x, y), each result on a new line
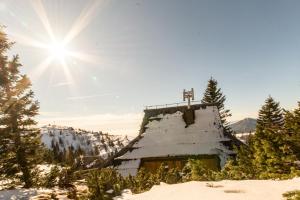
top-left (47, 42), bottom-right (68, 61)
top-left (14, 0), bottom-right (104, 83)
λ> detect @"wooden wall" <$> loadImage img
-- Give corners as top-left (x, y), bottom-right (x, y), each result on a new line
top-left (140, 155), bottom-right (220, 173)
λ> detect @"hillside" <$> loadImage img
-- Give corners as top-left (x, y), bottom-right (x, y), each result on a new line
top-left (41, 125), bottom-right (130, 167)
top-left (230, 118), bottom-right (257, 134)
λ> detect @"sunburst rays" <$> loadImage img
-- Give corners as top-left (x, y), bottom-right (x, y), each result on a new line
top-left (11, 0), bottom-right (104, 88)
top-left (63, 0), bottom-right (103, 45)
top-left (30, 0), bottom-right (55, 42)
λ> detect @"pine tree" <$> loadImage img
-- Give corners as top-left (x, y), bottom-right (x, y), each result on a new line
top-left (219, 145), bottom-right (256, 180)
top-left (0, 28), bottom-right (40, 188)
top-left (44, 165), bottom-right (60, 188)
top-left (284, 102), bottom-right (300, 160)
top-left (251, 97), bottom-right (296, 178)
top-left (87, 168), bottom-right (126, 199)
top-left (154, 162), bottom-right (168, 183)
top-left (132, 168), bottom-right (155, 193)
top-left (65, 146), bottom-right (76, 166)
top-left (201, 77), bottom-right (232, 133)
top-left (256, 96), bottom-right (284, 132)
top-left (252, 128), bottom-right (296, 178)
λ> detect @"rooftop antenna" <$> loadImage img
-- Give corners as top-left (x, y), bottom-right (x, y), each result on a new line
top-left (183, 88), bottom-right (194, 109)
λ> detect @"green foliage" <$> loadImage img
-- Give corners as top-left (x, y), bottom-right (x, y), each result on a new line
top-left (87, 164), bottom-right (183, 198)
top-left (217, 146), bottom-right (256, 180)
top-left (86, 168), bottom-right (126, 200)
top-left (0, 27), bottom-right (41, 188)
top-left (284, 102), bottom-right (300, 160)
top-left (50, 192), bottom-right (59, 200)
top-left (165, 168), bottom-right (182, 184)
top-left (154, 163), bottom-right (168, 183)
top-left (129, 168), bottom-right (156, 194)
top-left (44, 166), bottom-right (60, 188)
top-left (252, 129), bottom-right (297, 179)
top-left (58, 167), bottom-right (75, 188)
top-left (201, 77), bottom-right (232, 134)
top-left (67, 186), bottom-right (78, 200)
top-left (128, 164), bottom-right (182, 193)
top-left (41, 147), bottom-right (56, 164)
top-left (256, 96), bottom-right (284, 132)
top-left (218, 97), bottom-right (300, 180)
top-left (251, 97), bottom-right (298, 179)
top-left (182, 159), bottom-right (217, 181)
top-left (283, 190), bottom-right (300, 200)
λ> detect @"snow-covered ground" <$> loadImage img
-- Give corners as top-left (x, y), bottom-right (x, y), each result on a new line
top-left (235, 132), bottom-right (255, 143)
top-left (0, 182), bottom-right (88, 200)
top-left (0, 187), bottom-right (77, 200)
top-left (1, 178), bottom-right (299, 199)
top-left (115, 178), bottom-right (300, 200)
top-left (0, 188), bottom-right (37, 200)
top-left (0, 164), bottom-right (87, 199)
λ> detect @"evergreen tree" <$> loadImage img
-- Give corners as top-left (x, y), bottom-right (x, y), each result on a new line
top-left (65, 146), bottom-right (75, 166)
top-left (87, 168), bottom-right (125, 200)
top-left (201, 77), bottom-right (232, 133)
top-left (219, 97), bottom-right (299, 179)
top-left (131, 168), bottom-right (155, 193)
top-left (44, 165), bottom-right (60, 188)
top-left (154, 162), bottom-right (168, 183)
top-left (284, 102), bottom-right (300, 160)
top-left (252, 128), bottom-right (296, 178)
top-left (0, 28), bottom-right (40, 187)
top-left (218, 145), bottom-right (256, 180)
top-left (256, 96), bottom-right (284, 132)
top-left (251, 97), bottom-right (296, 178)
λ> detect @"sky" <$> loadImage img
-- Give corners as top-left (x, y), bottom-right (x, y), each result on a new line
top-left (0, 0), bottom-right (300, 136)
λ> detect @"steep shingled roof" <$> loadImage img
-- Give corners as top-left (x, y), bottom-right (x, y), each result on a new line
top-left (114, 104), bottom-right (238, 176)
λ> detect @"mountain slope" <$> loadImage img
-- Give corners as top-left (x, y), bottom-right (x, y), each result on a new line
top-left (41, 125), bottom-right (130, 167)
top-left (230, 118), bottom-right (257, 134)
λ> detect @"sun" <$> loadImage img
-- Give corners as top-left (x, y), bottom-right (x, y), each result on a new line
top-left (16, 0), bottom-right (103, 83)
top-left (47, 42), bottom-right (68, 61)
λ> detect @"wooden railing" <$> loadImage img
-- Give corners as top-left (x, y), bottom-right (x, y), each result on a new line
top-left (144, 100), bottom-right (202, 110)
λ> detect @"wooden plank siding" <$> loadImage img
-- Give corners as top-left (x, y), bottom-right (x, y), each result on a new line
top-left (140, 155), bottom-right (220, 173)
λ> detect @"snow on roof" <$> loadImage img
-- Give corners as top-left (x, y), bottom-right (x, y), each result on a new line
top-left (115, 105), bottom-right (235, 176)
top-left (118, 106), bottom-right (233, 160)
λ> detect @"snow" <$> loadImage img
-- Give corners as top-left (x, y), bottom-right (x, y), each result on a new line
top-left (235, 132), bottom-right (255, 143)
top-left (116, 106), bottom-right (234, 176)
top-left (36, 164), bottom-right (58, 175)
top-left (0, 188), bottom-right (37, 200)
top-left (0, 181), bottom-right (88, 199)
top-left (0, 188), bottom-right (71, 200)
top-left (114, 178), bottom-right (300, 200)
top-left (40, 125), bottom-right (130, 167)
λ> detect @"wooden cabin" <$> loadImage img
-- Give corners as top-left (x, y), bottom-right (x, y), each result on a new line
top-left (114, 103), bottom-right (238, 176)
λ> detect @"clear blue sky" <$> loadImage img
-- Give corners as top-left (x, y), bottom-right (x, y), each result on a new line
top-left (1, 0), bottom-right (299, 135)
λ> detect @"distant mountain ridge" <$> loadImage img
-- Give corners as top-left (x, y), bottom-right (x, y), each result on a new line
top-left (230, 118), bottom-right (257, 134)
top-left (40, 125), bottom-right (130, 167)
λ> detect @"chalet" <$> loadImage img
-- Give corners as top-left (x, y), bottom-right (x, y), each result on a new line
top-left (113, 90), bottom-right (240, 176)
